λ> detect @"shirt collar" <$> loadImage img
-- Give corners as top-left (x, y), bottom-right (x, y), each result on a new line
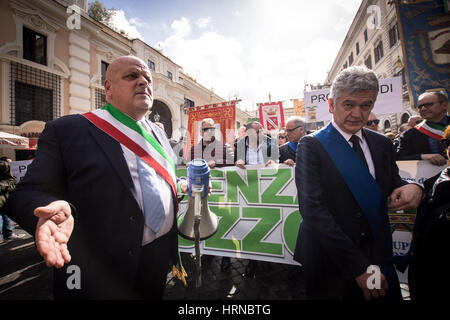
top-left (331, 119), bottom-right (363, 142)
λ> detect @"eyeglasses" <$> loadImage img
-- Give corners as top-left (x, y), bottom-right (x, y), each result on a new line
top-left (417, 100), bottom-right (442, 110)
top-left (278, 135), bottom-right (287, 139)
top-left (441, 138), bottom-right (450, 149)
top-left (286, 125), bottom-right (302, 133)
top-left (366, 119), bottom-right (380, 126)
top-left (202, 127), bottom-right (215, 132)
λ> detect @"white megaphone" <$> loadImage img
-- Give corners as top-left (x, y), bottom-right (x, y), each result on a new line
top-left (177, 159), bottom-right (219, 240)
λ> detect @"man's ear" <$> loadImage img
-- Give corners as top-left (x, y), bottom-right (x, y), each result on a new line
top-left (328, 98), bottom-right (335, 114)
top-left (104, 79), bottom-right (112, 100)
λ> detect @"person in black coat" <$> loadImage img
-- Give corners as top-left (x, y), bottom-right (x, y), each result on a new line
top-left (294, 66), bottom-right (422, 300)
top-left (408, 125), bottom-right (450, 301)
top-left (396, 91), bottom-right (449, 166)
top-left (7, 56), bottom-right (188, 299)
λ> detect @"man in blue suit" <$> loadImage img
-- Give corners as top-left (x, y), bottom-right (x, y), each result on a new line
top-left (7, 56), bottom-right (187, 299)
top-left (294, 66), bottom-right (422, 300)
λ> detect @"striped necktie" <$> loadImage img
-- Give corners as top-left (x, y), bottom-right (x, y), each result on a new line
top-left (136, 155), bottom-right (166, 235)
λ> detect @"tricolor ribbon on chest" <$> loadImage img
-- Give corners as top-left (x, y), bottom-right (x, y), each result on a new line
top-left (82, 104), bottom-right (177, 198)
top-left (414, 120), bottom-right (446, 141)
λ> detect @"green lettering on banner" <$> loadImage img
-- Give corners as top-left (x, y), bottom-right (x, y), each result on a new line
top-left (204, 206), bottom-right (240, 251)
top-left (242, 207), bottom-right (282, 255)
top-left (208, 169), bottom-right (225, 203)
top-left (260, 168), bottom-right (295, 204)
top-left (283, 209), bottom-right (302, 254)
top-left (226, 170), bottom-right (259, 203)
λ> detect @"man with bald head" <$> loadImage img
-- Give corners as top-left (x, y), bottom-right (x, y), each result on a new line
top-left (8, 56), bottom-right (188, 299)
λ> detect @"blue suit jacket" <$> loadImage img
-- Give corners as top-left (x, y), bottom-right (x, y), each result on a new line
top-left (7, 114), bottom-right (180, 299)
top-left (294, 126), bottom-right (407, 298)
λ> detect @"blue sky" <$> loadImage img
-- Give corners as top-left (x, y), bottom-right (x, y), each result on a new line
top-left (95, 0), bottom-right (362, 110)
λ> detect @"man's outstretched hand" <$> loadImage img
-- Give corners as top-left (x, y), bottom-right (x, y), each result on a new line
top-left (34, 200), bottom-right (74, 268)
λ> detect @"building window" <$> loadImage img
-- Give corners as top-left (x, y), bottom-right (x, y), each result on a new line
top-left (10, 62), bottom-right (61, 126)
top-left (343, 62), bottom-right (348, 70)
top-left (349, 52), bottom-right (354, 66)
top-left (167, 71), bottom-right (173, 80)
top-left (101, 61), bottom-right (109, 84)
top-left (395, 68), bottom-right (406, 85)
top-left (148, 60), bottom-right (155, 71)
top-left (384, 120), bottom-right (391, 130)
top-left (389, 23), bottom-right (399, 48)
top-left (374, 41), bottom-right (384, 64)
top-left (23, 26), bottom-right (47, 66)
top-left (184, 98), bottom-right (195, 108)
top-left (95, 88), bottom-right (106, 109)
top-left (364, 29), bottom-right (368, 43)
top-left (364, 55), bottom-right (372, 69)
top-left (401, 113), bottom-right (410, 124)
top-left (356, 42), bottom-right (360, 55)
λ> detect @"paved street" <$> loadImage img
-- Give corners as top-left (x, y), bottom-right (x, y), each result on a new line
top-left (0, 222), bottom-right (306, 300)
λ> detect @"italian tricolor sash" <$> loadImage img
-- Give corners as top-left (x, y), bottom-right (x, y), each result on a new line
top-left (414, 120), bottom-right (446, 141)
top-left (82, 103), bottom-right (177, 198)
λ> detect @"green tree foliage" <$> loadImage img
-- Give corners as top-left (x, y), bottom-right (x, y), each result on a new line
top-left (88, 0), bottom-right (112, 23)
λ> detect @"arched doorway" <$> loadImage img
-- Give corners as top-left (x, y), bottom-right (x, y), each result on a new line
top-left (149, 100), bottom-right (173, 138)
top-left (401, 113), bottom-right (410, 124)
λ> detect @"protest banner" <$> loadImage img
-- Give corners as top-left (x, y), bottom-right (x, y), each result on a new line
top-left (258, 101), bottom-right (285, 131)
top-left (186, 101), bottom-right (237, 158)
top-left (177, 161), bottom-right (446, 280)
top-left (396, 0), bottom-right (449, 108)
top-left (304, 76), bottom-right (403, 122)
top-left (10, 160), bottom-right (33, 182)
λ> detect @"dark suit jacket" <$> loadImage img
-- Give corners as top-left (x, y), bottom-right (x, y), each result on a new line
top-left (294, 125), bottom-right (408, 299)
top-left (279, 142), bottom-right (296, 163)
top-left (396, 116), bottom-right (450, 161)
top-left (7, 114), bottom-right (179, 299)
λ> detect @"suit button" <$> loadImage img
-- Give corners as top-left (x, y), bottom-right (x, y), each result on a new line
top-left (361, 232), bottom-right (366, 237)
top-left (129, 216), bottom-right (135, 222)
top-left (128, 250), bottom-right (133, 256)
top-left (356, 212), bottom-right (362, 218)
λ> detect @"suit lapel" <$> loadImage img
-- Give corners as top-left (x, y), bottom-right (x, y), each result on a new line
top-left (87, 124), bottom-right (134, 192)
top-left (363, 129), bottom-right (389, 194)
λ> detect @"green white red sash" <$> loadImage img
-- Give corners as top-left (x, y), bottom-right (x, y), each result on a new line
top-left (82, 103), bottom-right (177, 198)
top-left (414, 120), bottom-right (446, 141)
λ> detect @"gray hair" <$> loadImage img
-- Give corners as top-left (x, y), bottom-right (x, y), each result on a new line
top-left (201, 118), bottom-right (215, 128)
top-left (286, 116), bottom-right (306, 128)
top-left (330, 66), bottom-right (379, 103)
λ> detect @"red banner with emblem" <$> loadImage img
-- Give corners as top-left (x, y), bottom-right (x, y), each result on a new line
top-left (258, 101), bottom-right (285, 131)
top-left (186, 101), bottom-right (237, 158)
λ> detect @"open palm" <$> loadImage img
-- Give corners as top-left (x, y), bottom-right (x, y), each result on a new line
top-left (34, 200), bottom-right (74, 268)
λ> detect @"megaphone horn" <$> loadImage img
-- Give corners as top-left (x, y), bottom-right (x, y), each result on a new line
top-left (177, 159), bottom-right (219, 241)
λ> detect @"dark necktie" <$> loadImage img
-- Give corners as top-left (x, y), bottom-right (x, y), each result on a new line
top-left (349, 135), bottom-right (368, 168)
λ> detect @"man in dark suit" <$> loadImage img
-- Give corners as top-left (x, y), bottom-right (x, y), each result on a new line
top-left (294, 66), bottom-right (422, 300)
top-left (279, 116), bottom-right (306, 166)
top-left (7, 56), bottom-right (188, 299)
top-left (396, 91), bottom-right (449, 166)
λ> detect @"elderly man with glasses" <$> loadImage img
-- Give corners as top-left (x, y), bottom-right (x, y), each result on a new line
top-left (279, 116), bottom-right (306, 167)
top-left (187, 118), bottom-right (234, 168)
top-left (396, 91), bottom-right (449, 166)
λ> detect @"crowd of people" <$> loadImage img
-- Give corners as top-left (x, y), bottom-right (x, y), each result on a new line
top-left (1, 56), bottom-right (448, 301)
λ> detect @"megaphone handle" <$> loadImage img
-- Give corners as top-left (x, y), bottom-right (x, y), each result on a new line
top-left (194, 216), bottom-right (202, 288)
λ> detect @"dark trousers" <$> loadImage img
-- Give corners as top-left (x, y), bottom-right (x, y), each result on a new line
top-left (133, 231), bottom-right (173, 299)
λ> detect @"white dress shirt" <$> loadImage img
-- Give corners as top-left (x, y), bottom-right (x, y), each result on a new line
top-left (246, 141), bottom-right (264, 165)
top-left (121, 118), bottom-right (174, 246)
top-left (331, 120), bottom-right (376, 179)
